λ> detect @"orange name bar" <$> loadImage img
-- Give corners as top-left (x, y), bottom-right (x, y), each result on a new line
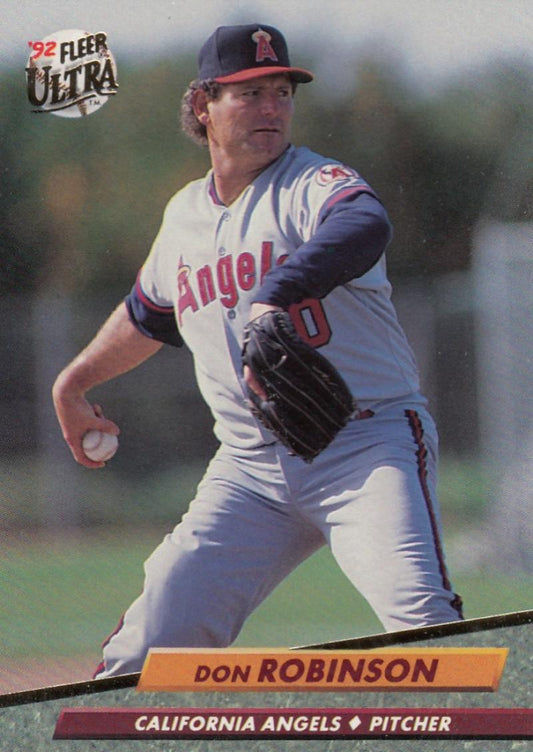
top-left (136, 647), bottom-right (508, 693)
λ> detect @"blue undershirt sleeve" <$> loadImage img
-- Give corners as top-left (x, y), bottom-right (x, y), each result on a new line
top-left (253, 192), bottom-right (393, 308)
top-left (125, 277), bottom-right (183, 348)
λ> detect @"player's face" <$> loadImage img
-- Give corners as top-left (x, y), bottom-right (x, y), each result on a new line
top-left (204, 74), bottom-right (295, 168)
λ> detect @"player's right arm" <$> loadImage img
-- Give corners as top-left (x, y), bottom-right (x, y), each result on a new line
top-left (52, 301), bottom-right (163, 468)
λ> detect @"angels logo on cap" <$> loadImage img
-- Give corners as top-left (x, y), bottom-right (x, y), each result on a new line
top-left (252, 29), bottom-right (278, 63)
top-left (197, 24), bottom-right (313, 84)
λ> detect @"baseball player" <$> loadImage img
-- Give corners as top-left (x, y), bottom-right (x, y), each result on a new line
top-left (52, 24), bottom-right (463, 679)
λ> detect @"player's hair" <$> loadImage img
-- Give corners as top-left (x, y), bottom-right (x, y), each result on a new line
top-left (180, 79), bottom-right (221, 147)
top-left (181, 77), bottom-right (298, 147)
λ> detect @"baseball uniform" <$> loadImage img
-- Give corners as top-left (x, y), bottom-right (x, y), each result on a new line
top-left (94, 145), bottom-right (463, 678)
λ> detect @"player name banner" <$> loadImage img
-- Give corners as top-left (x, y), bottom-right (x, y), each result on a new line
top-left (136, 647), bottom-right (508, 692)
top-left (53, 707), bottom-right (533, 740)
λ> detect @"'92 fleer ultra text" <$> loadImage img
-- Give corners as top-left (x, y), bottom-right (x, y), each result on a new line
top-left (25, 29), bottom-right (118, 117)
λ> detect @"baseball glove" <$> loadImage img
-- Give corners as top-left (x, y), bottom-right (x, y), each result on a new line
top-left (241, 310), bottom-right (356, 462)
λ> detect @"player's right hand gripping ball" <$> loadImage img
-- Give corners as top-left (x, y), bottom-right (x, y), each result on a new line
top-left (82, 429), bottom-right (119, 462)
top-left (241, 311), bottom-right (356, 462)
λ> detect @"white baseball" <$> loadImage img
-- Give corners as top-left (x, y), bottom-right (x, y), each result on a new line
top-left (82, 430), bottom-right (119, 462)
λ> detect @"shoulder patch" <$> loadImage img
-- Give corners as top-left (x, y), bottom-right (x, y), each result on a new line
top-left (316, 164), bottom-right (360, 187)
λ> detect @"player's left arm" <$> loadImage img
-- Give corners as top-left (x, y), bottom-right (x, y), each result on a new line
top-left (244, 191), bottom-right (390, 398)
top-left (252, 191), bottom-right (392, 308)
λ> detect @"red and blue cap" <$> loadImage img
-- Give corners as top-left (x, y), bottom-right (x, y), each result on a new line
top-left (198, 24), bottom-right (314, 84)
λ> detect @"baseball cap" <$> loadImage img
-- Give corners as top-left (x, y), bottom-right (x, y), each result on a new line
top-left (198, 24), bottom-right (314, 84)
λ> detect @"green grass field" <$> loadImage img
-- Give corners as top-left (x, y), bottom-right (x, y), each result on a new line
top-left (2, 527), bottom-right (532, 663)
top-left (1, 451), bottom-right (531, 698)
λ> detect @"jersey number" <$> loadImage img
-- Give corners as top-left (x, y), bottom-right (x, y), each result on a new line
top-left (289, 298), bottom-right (332, 347)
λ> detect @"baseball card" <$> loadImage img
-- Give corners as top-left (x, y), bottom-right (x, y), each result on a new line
top-left (1, 1), bottom-right (532, 749)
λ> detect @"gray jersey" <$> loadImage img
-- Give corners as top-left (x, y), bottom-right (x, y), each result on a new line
top-left (140, 145), bottom-right (421, 448)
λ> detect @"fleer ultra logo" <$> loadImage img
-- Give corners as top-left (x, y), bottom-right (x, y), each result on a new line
top-left (25, 29), bottom-right (118, 117)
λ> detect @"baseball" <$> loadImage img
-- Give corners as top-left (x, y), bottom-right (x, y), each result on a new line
top-left (82, 429), bottom-right (119, 462)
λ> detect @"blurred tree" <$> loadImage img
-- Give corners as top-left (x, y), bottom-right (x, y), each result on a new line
top-left (293, 58), bottom-right (532, 278)
top-left (2, 56), bottom-right (531, 296)
top-left (0, 58), bottom-right (210, 296)
top-left (0, 71), bottom-right (53, 292)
